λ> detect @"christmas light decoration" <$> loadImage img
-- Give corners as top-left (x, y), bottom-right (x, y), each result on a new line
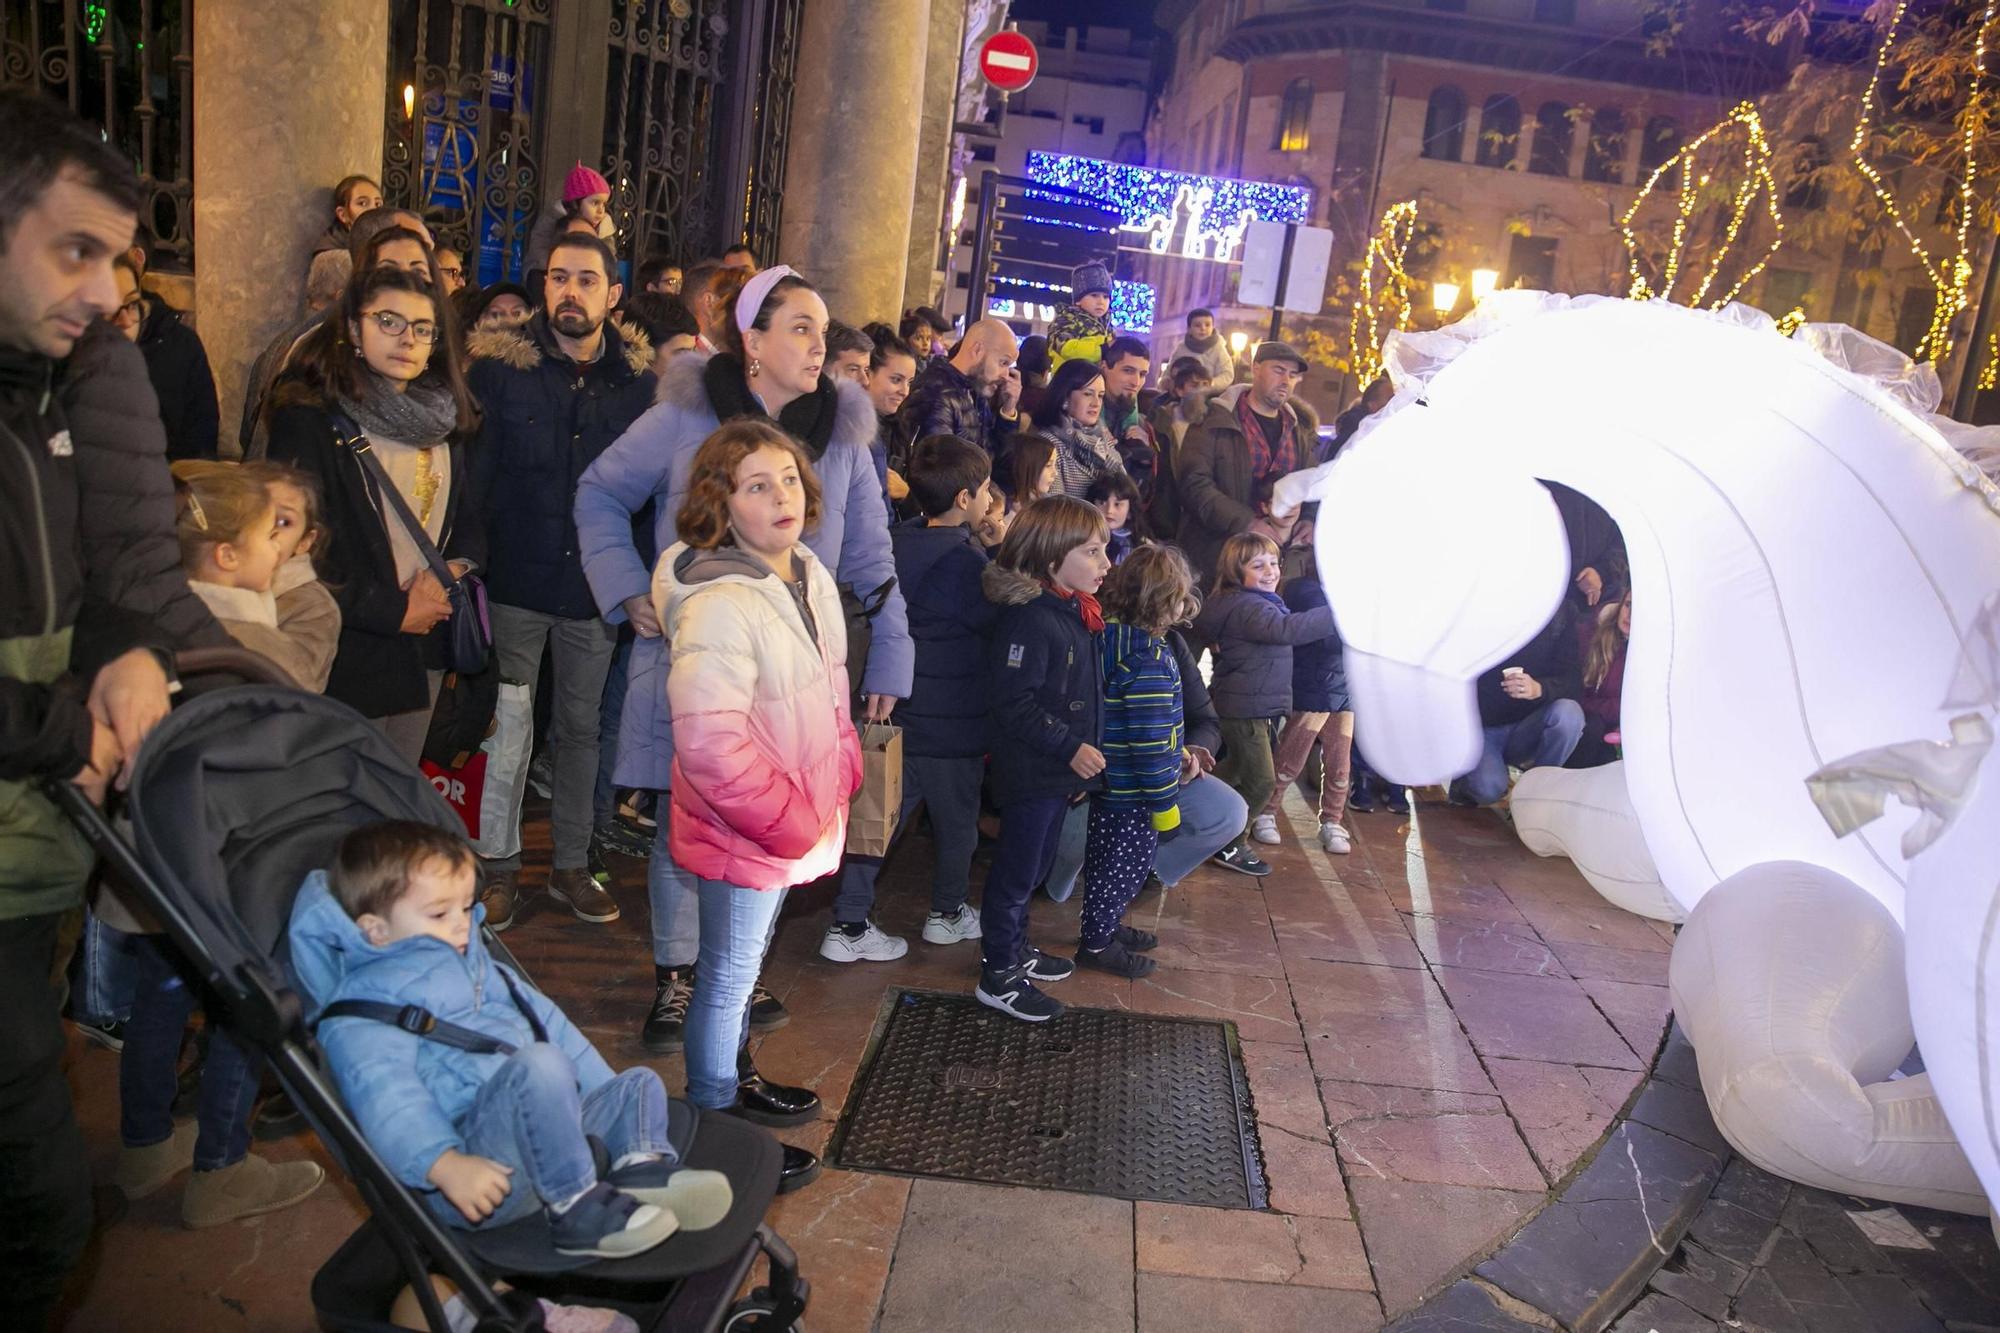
top-left (1619, 101), bottom-right (1786, 310)
top-left (1109, 279), bottom-right (1156, 333)
top-left (987, 279), bottom-right (1156, 333)
top-left (1981, 333), bottom-right (1998, 393)
top-left (1848, 0), bottom-right (1993, 366)
top-left (1025, 152), bottom-right (1312, 265)
top-left (1775, 306), bottom-right (1808, 338)
top-left (1347, 201), bottom-right (1421, 385)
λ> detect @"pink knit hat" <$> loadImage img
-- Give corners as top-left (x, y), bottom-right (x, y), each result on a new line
top-left (563, 162), bottom-right (612, 204)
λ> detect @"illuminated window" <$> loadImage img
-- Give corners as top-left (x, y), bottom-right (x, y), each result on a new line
top-left (1529, 101), bottom-right (1574, 176)
top-left (1273, 79), bottom-right (1312, 153)
top-left (1477, 95), bottom-right (1521, 169)
top-left (1583, 107), bottom-right (1627, 183)
top-left (1422, 87), bottom-right (1467, 162)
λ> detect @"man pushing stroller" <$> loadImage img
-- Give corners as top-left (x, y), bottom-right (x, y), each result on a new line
top-left (289, 821), bottom-right (733, 1258)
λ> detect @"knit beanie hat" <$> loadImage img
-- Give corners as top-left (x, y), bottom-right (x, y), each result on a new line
top-left (563, 162), bottom-right (612, 204)
top-left (1070, 261), bottom-right (1112, 298)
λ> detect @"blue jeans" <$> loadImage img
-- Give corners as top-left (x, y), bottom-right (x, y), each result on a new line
top-left (71, 908), bottom-right (141, 1025)
top-left (648, 811), bottom-right (701, 968)
top-left (981, 794), bottom-right (1071, 972)
top-left (686, 879), bottom-right (787, 1109)
top-left (1152, 774), bottom-right (1247, 887)
top-left (1080, 805), bottom-right (1159, 949)
top-left (1041, 800), bottom-right (1090, 904)
top-left (834, 754), bottom-right (985, 923)
top-left (593, 631), bottom-right (633, 829)
top-left (120, 934), bottom-right (262, 1170)
top-left (424, 1047), bottom-right (673, 1229)
top-left (1462, 699), bottom-right (1586, 805)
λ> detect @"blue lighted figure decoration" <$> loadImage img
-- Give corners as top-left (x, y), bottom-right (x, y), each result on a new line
top-left (1027, 152), bottom-right (1311, 264)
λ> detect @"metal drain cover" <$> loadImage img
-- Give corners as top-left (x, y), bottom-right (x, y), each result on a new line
top-left (828, 989), bottom-right (1267, 1209)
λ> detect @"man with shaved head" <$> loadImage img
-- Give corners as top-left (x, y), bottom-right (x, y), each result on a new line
top-left (896, 316), bottom-right (1019, 454)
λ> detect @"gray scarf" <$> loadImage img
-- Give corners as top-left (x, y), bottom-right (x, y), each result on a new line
top-left (338, 376), bottom-right (457, 446)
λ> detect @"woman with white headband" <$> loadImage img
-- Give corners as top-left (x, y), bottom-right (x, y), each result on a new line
top-left (574, 263), bottom-right (910, 1195)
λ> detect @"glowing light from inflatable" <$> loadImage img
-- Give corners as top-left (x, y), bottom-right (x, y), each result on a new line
top-left (1290, 294), bottom-right (2000, 924)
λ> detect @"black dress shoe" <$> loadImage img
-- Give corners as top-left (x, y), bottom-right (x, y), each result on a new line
top-left (778, 1143), bottom-right (821, 1194)
top-left (730, 1071), bottom-right (821, 1128)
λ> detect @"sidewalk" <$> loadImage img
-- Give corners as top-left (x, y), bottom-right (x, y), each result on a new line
top-left (59, 790), bottom-right (1678, 1330)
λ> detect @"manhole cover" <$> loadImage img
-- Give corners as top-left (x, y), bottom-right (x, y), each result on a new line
top-left (828, 989), bottom-right (1267, 1209)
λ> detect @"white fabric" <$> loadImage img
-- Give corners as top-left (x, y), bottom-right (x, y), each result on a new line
top-left (472, 682), bottom-right (533, 860)
top-left (1670, 862), bottom-right (1987, 1214)
top-left (1509, 762), bottom-right (1680, 922)
top-left (1282, 295), bottom-right (2000, 925)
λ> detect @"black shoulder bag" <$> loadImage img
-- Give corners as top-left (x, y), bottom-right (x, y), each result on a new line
top-left (329, 408), bottom-right (491, 674)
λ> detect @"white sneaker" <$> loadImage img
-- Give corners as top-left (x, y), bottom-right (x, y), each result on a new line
top-left (818, 920), bottom-right (909, 963)
top-left (1319, 820), bottom-right (1352, 854)
top-left (922, 904), bottom-right (983, 945)
top-left (1251, 813), bottom-right (1281, 845)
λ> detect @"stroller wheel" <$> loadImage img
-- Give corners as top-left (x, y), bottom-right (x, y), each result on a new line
top-left (721, 1288), bottom-right (804, 1333)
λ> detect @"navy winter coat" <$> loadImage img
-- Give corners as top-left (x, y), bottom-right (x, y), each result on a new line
top-left (889, 519), bottom-right (998, 758)
top-left (132, 299), bottom-right (220, 462)
top-left (1283, 572), bottom-right (1349, 714)
top-left (1191, 584), bottom-right (1335, 720)
top-left (983, 564), bottom-right (1102, 806)
top-left (466, 312), bottom-right (656, 618)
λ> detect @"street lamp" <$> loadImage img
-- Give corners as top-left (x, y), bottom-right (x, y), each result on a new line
top-left (1228, 330), bottom-right (1249, 359)
top-left (1431, 280), bottom-right (1462, 316)
top-left (1471, 268), bottom-right (1499, 301)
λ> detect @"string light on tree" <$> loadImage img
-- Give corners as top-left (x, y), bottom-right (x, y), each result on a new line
top-left (1775, 307), bottom-right (1808, 338)
top-left (1347, 200), bottom-right (1421, 386)
top-left (1846, 0), bottom-right (1994, 366)
top-left (1619, 101), bottom-right (1786, 311)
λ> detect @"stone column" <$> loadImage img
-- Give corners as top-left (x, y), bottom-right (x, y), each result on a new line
top-left (779, 0), bottom-right (929, 324)
top-left (903, 0), bottom-right (969, 314)
top-left (195, 0), bottom-right (387, 451)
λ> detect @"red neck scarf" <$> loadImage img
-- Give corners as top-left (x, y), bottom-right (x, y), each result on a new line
top-left (1044, 580), bottom-right (1105, 632)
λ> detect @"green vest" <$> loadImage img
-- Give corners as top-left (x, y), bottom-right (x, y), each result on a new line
top-left (0, 627), bottom-right (95, 919)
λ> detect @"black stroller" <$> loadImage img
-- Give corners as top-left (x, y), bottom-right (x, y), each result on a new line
top-left (52, 653), bottom-right (809, 1332)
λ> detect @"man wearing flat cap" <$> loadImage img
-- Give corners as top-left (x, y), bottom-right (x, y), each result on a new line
top-left (1174, 340), bottom-right (1318, 584)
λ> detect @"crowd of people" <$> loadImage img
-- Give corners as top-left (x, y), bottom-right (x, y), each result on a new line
top-left (0, 89), bottom-right (1634, 1323)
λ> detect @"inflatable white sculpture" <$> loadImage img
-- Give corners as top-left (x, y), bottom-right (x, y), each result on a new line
top-left (1275, 294), bottom-right (2000, 1215)
top-left (1508, 762), bottom-right (1678, 923)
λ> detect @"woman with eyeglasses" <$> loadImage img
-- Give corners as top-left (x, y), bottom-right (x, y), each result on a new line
top-left (265, 267), bottom-right (485, 758)
top-left (108, 252), bottom-right (220, 461)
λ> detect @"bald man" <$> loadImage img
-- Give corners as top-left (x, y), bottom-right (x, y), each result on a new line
top-left (897, 317), bottom-right (1019, 454)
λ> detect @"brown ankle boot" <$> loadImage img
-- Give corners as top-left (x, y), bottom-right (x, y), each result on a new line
top-left (181, 1152), bottom-right (325, 1229)
top-left (114, 1121), bottom-right (197, 1200)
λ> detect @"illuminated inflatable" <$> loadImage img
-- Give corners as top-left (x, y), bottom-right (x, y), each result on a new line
top-left (1272, 294), bottom-right (2000, 1215)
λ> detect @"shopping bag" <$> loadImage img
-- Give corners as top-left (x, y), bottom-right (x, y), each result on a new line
top-left (422, 750), bottom-right (489, 840)
top-left (471, 681), bottom-right (534, 861)
top-left (845, 722), bottom-right (903, 856)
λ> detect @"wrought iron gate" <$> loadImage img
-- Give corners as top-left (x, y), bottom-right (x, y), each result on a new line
top-left (603, 0), bottom-right (801, 266)
top-left (1, 0), bottom-right (196, 268)
top-left (382, 0), bottom-right (552, 285)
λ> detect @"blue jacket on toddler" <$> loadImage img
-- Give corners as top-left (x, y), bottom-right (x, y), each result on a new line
top-left (287, 872), bottom-right (617, 1192)
top-left (1098, 621), bottom-right (1185, 833)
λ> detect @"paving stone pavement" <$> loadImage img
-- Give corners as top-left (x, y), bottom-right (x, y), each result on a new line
top-left (49, 790), bottom-right (1998, 1329)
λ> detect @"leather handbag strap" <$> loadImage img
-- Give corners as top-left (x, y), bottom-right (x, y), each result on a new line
top-left (328, 408), bottom-right (457, 591)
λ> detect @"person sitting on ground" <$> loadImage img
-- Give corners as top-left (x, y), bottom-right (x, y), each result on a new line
top-left (1544, 478), bottom-right (1626, 611)
top-left (1193, 532), bottom-right (1334, 874)
top-left (828, 436), bottom-right (999, 964)
top-left (898, 316), bottom-right (1019, 454)
top-left (1048, 261), bottom-right (1114, 371)
top-left (1453, 599), bottom-right (1586, 806)
top-left (1568, 591), bottom-right (1630, 768)
top-left (977, 496), bottom-right (1109, 1022)
top-left (314, 174), bottom-right (383, 256)
top-left (1176, 340), bottom-right (1317, 585)
top-left (290, 821), bottom-right (733, 1256)
top-left (108, 252), bottom-right (219, 462)
top-left (1167, 307), bottom-right (1233, 387)
top-left (1031, 356), bottom-right (1125, 498)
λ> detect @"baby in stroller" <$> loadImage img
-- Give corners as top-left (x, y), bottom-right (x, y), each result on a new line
top-left (289, 820), bottom-right (732, 1259)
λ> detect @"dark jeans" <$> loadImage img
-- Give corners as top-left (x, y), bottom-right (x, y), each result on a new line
top-left (0, 913), bottom-right (94, 1327)
top-left (1079, 804), bottom-right (1159, 950)
top-left (120, 932), bottom-right (262, 1170)
top-left (981, 794), bottom-right (1071, 972)
top-left (833, 753), bottom-right (985, 923)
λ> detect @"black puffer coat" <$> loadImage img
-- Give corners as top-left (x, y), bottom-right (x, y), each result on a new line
top-left (1191, 584), bottom-right (1335, 720)
top-left (59, 322), bottom-right (229, 651)
top-left (982, 563), bottom-right (1103, 806)
top-left (132, 299), bottom-right (220, 461)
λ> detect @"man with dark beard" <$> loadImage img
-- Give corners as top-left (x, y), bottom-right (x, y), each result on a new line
top-left (466, 233), bottom-right (657, 929)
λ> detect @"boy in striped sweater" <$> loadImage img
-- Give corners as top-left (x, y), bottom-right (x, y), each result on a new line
top-left (1077, 544), bottom-right (1200, 977)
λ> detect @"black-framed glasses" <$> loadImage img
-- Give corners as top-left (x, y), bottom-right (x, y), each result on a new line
top-left (362, 309), bottom-right (442, 345)
top-left (112, 295), bottom-right (144, 322)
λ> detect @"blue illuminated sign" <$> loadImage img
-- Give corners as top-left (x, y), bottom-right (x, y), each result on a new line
top-left (1026, 151), bottom-right (1312, 263)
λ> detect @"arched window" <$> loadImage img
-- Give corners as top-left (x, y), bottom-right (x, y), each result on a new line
top-left (1273, 79), bottom-right (1313, 153)
top-left (1529, 100), bottom-right (1574, 176)
top-left (1639, 115), bottom-right (1681, 188)
top-left (1583, 106), bottom-right (1628, 183)
top-left (1476, 94), bottom-right (1521, 169)
top-left (1421, 86), bottom-right (1468, 162)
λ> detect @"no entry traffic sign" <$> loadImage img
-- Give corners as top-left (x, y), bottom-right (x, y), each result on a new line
top-left (979, 30), bottom-right (1039, 94)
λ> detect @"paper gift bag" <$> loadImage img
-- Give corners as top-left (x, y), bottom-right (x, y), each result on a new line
top-left (422, 750), bottom-right (489, 840)
top-left (846, 722), bottom-right (903, 856)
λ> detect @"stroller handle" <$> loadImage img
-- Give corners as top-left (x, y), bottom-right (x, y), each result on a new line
top-left (175, 645), bottom-right (298, 690)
